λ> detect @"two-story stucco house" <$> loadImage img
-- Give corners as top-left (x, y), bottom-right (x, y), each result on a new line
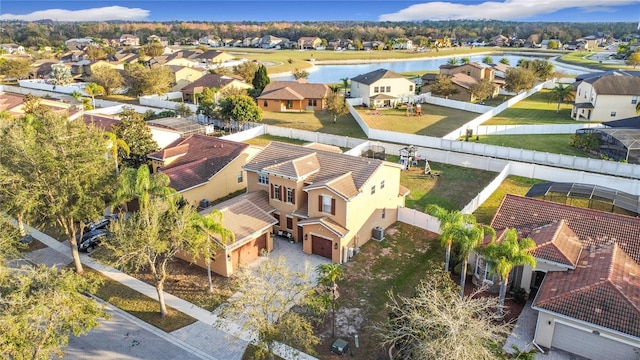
top-left (236, 141), bottom-right (409, 264)
top-left (471, 194), bottom-right (640, 359)
top-left (572, 74), bottom-right (640, 121)
top-left (350, 68), bottom-right (416, 108)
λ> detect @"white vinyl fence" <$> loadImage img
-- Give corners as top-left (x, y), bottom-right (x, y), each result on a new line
top-left (475, 123), bottom-right (602, 136)
top-left (138, 93), bottom-right (198, 112)
top-left (461, 163), bottom-right (511, 214)
top-left (397, 207), bottom-right (442, 234)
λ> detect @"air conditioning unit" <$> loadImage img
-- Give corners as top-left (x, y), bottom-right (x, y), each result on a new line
top-left (199, 199), bottom-right (210, 209)
top-left (372, 226), bottom-right (385, 241)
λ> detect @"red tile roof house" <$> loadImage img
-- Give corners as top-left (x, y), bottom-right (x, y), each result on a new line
top-left (147, 134), bottom-right (261, 207)
top-left (257, 79), bottom-right (331, 112)
top-left (470, 194), bottom-right (640, 359)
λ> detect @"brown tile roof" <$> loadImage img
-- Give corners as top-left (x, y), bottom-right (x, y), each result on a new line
top-left (298, 216), bottom-right (350, 237)
top-left (528, 220), bottom-right (583, 268)
top-left (195, 50), bottom-right (229, 61)
top-left (199, 191), bottom-right (276, 245)
top-left (302, 142), bottom-right (342, 153)
top-left (148, 143), bottom-right (190, 160)
top-left (181, 74), bottom-right (242, 92)
top-left (305, 172), bottom-right (359, 200)
top-left (0, 92), bottom-right (24, 112)
top-left (82, 114), bottom-right (120, 132)
top-left (451, 73), bottom-right (477, 90)
top-left (585, 75), bottom-right (640, 95)
top-left (149, 135), bottom-right (249, 192)
top-left (491, 194), bottom-right (640, 263)
top-left (351, 68), bottom-right (405, 85)
top-left (244, 142), bottom-right (386, 195)
top-left (533, 243), bottom-right (640, 338)
top-left (263, 152), bottom-right (320, 179)
top-left (257, 80), bottom-right (329, 100)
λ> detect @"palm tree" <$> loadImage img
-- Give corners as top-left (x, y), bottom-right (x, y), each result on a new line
top-left (482, 228), bottom-right (536, 317)
top-left (340, 77), bottom-right (350, 96)
top-left (482, 56), bottom-right (494, 64)
top-left (636, 101), bottom-right (640, 115)
top-left (112, 165), bottom-right (177, 212)
top-left (425, 204), bottom-right (476, 272)
top-left (85, 82), bottom-right (105, 108)
top-left (104, 131), bottom-right (129, 175)
top-left (329, 84), bottom-right (341, 93)
top-left (499, 57), bottom-right (510, 66)
top-left (450, 223), bottom-right (496, 298)
top-left (460, 57), bottom-right (471, 64)
top-left (70, 90), bottom-right (83, 104)
top-left (548, 84), bottom-right (574, 113)
top-left (316, 263), bottom-right (345, 337)
top-left (447, 57), bottom-right (459, 65)
top-left (190, 210), bottom-right (234, 293)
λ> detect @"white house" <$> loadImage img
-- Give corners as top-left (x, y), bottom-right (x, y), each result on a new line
top-left (350, 68), bottom-right (416, 108)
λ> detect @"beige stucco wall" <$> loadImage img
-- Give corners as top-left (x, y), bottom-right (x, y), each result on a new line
top-left (302, 223), bottom-right (340, 262)
top-left (573, 82), bottom-right (638, 121)
top-left (172, 68), bottom-right (204, 91)
top-left (519, 262), bottom-right (570, 292)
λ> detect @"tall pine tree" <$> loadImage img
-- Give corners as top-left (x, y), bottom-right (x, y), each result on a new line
top-left (252, 64), bottom-right (270, 93)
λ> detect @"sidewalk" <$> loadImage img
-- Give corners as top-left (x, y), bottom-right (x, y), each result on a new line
top-left (25, 225), bottom-right (318, 360)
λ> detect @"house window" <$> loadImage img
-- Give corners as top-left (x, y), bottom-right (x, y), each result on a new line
top-left (374, 86), bottom-right (379, 93)
top-left (382, 208), bottom-right (386, 219)
top-left (371, 185), bottom-right (376, 195)
top-left (258, 173), bottom-right (269, 185)
top-left (380, 180), bottom-right (385, 189)
top-left (611, 111), bottom-right (616, 117)
top-left (578, 89), bottom-right (581, 96)
top-left (632, 96), bottom-right (638, 105)
top-left (319, 195), bottom-right (335, 215)
top-left (475, 258), bottom-right (493, 283)
top-left (263, 100), bottom-right (268, 107)
top-left (286, 216), bottom-right (293, 230)
top-left (274, 213), bottom-right (280, 226)
top-left (237, 171), bottom-right (243, 183)
top-left (308, 99), bottom-right (317, 107)
top-left (286, 188), bottom-right (294, 204)
top-left (274, 185), bottom-right (281, 200)
top-left (409, 85), bottom-right (414, 92)
top-left (386, 86), bottom-right (391, 92)
top-left (484, 262), bottom-right (493, 282)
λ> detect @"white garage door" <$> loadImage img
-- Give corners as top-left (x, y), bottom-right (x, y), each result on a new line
top-left (551, 323), bottom-right (639, 360)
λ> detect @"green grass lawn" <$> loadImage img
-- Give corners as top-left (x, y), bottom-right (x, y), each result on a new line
top-left (261, 110), bottom-right (367, 139)
top-left (476, 134), bottom-right (596, 158)
top-left (359, 105), bottom-right (478, 137)
top-left (484, 89), bottom-right (578, 125)
top-left (243, 134), bottom-right (308, 147)
top-left (387, 156), bottom-right (498, 211)
top-left (556, 51), bottom-right (634, 72)
top-left (473, 175), bottom-right (545, 224)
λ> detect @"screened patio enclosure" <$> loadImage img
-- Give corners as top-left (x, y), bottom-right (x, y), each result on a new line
top-left (526, 182), bottom-right (640, 215)
top-left (576, 128), bottom-right (640, 164)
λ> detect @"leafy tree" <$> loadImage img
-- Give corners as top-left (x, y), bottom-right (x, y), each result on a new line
top-left (447, 222), bottom-right (496, 297)
top-left (547, 40), bottom-right (560, 49)
top-left (292, 68), bottom-right (309, 80)
top-left (104, 131), bottom-right (129, 175)
top-left (0, 111), bottom-right (113, 274)
top-left (429, 74), bottom-right (460, 100)
top-left (124, 63), bottom-right (173, 96)
top-left (218, 256), bottom-right (320, 360)
top-left (196, 87), bottom-right (219, 119)
top-left (499, 57), bottom-right (510, 65)
top-left (174, 102), bottom-right (194, 118)
top-left (90, 64), bottom-right (124, 95)
top-left (217, 94), bottom-right (262, 131)
top-left (113, 107), bottom-right (159, 169)
top-left (233, 61), bottom-right (259, 83)
top-left (481, 228), bottom-right (536, 317)
top-left (377, 267), bottom-right (511, 360)
top-left (49, 64), bottom-right (73, 85)
top-left (0, 58), bottom-right (32, 80)
top-left (188, 210), bottom-right (234, 293)
top-left (626, 51), bottom-right (640, 69)
top-left (482, 56), bottom-right (494, 64)
top-left (548, 84), bottom-right (574, 113)
top-left (316, 263), bottom-right (344, 337)
top-left (569, 133), bottom-right (600, 152)
top-left (504, 67), bottom-right (537, 93)
top-left (0, 265), bottom-right (108, 360)
top-left (519, 59), bottom-right (554, 81)
top-left (470, 78), bottom-right (495, 103)
top-left (85, 82), bottom-right (105, 108)
top-left (326, 91), bottom-right (349, 123)
top-left (86, 46), bottom-right (107, 60)
top-left (112, 163), bottom-right (176, 212)
top-left (425, 204), bottom-right (476, 272)
top-left (252, 64), bottom-right (270, 93)
top-left (141, 42), bottom-right (164, 57)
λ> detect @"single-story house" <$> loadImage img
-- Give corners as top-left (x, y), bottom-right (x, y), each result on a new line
top-left (257, 79), bottom-right (330, 112)
top-left (181, 73), bottom-right (252, 104)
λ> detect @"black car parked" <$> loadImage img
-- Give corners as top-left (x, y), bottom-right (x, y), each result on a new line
top-left (77, 229), bottom-right (108, 253)
top-left (84, 214), bottom-right (118, 232)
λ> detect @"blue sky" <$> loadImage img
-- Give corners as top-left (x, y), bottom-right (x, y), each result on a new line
top-left (1, 0), bottom-right (639, 22)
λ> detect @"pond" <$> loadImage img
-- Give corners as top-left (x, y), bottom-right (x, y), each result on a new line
top-left (272, 53), bottom-right (588, 83)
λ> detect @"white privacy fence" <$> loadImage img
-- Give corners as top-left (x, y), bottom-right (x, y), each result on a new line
top-left (475, 123), bottom-right (602, 136)
top-left (264, 125), bottom-right (367, 149)
top-left (138, 93), bottom-right (198, 112)
top-left (461, 163), bottom-right (511, 214)
top-left (416, 94), bottom-right (493, 113)
top-left (397, 207), bottom-right (442, 234)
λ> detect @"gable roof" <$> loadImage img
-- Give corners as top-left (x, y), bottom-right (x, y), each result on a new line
top-left (181, 73), bottom-right (246, 92)
top-left (533, 243), bottom-right (640, 338)
top-left (148, 134), bottom-right (248, 192)
top-left (528, 220), bottom-right (583, 268)
top-left (195, 50), bottom-right (231, 61)
top-left (243, 141), bottom-right (388, 199)
top-left (583, 74), bottom-right (640, 95)
top-left (257, 80), bottom-right (330, 100)
top-left (351, 68), bottom-right (406, 85)
top-left (491, 194), bottom-right (640, 263)
top-left (450, 73), bottom-right (477, 90)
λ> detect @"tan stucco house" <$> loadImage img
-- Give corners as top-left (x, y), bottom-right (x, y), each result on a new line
top-left (350, 69), bottom-right (416, 108)
top-left (147, 135), bottom-right (261, 206)
top-left (572, 74), bottom-right (640, 121)
top-left (257, 79), bottom-right (330, 112)
top-left (240, 141), bottom-right (409, 264)
top-left (471, 194), bottom-right (640, 359)
top-left (181, 73), bottom-right (252, 104)
top-left (169, 65), bottom-right (205, 91)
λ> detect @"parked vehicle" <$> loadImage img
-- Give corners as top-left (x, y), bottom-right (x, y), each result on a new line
top-left (84, 214), bottom-right (118, 232)
top-left (77, 229), bottom-right (107, 253)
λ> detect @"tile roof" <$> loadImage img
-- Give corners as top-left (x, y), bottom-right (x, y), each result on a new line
top-left (257, 80), bottom-right (329, 100)
top-left (351, 68), bottom-right (405, 85)
top-left (533, 243), bottom-right (640, 338)
top-left (305, 172), bottom-right (359, 200)
top-left (491, 194), bottom-right (640, 263)
top-left (528, 220), bottom-right (583, 268)
top-left (199, 191), bottom-right (276, 245)
top-left (181, 74), bottom-right (243, 92)
top-left (149, 134), bottom-right (248, 192)
top-left (451, 73), bottom-right (477, 90)
top-left (243, 141), bottom-right (387, 195)
top-left (263, 152), bottom-right (320, 179)
top-left (82, 114), bottom-right (120, 132)
top-left (298, 216), bottom-right (350, 237)
top-left (584, 74), bottom-right (640, 95)
top-left (0, 92), bottom-right (25, 112)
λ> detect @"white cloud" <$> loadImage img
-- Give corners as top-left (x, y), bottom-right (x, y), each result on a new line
top-left (0, 6), bottom-right (150, 22)
top-left (379, 0), bottom-right (640, 21)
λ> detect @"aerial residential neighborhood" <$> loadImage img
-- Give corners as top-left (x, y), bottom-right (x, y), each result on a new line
top-left (1, 1), bottom-right (640, 360)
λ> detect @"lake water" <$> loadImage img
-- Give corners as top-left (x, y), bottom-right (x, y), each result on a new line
top-left (272, 54), bottom-right (587, 83)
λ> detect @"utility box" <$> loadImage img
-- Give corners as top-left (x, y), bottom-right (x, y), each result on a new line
top-left (372, 226), bottom-right (385, 241)
top-left (331, 338), bottom-right (350, 356)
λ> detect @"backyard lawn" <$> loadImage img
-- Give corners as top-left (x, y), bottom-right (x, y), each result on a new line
top-left (483, 89), bottom-right (578, 125)
top-left (476, 134), bottom-right (596, 158)
top-left (261, 110), bottom-right (367, 139)
top-left (243, 134), bottom-right (308, 147)
top-left (358, 105), bottom-right (477, 137)
top-left (473, 175), bottom-right (545, 224)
